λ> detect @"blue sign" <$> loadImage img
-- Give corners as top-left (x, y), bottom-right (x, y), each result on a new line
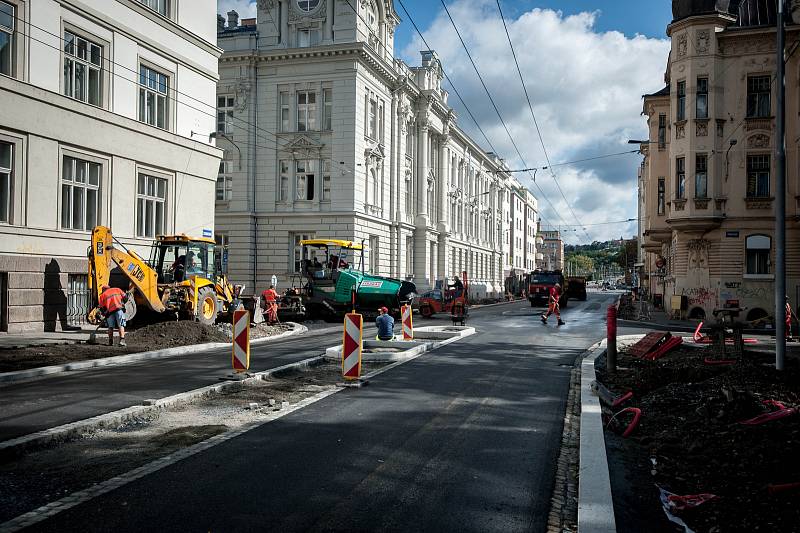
top-left (202, 229), bottom-right (213, 238)
top-left (725, 231), bottom-right (739, 238)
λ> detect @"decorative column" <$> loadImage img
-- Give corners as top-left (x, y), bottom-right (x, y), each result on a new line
top-left (324, 0), bottom-right (334, 42)
top-left (280, 0), bottom-right (289, 46)
top-left (437, 126), bottom-right (450, 281)
top-left (416, 118), bottom-right (429, 221)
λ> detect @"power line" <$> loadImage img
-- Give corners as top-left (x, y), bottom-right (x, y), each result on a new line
top-left (499, 149), bottom-right (641, 173)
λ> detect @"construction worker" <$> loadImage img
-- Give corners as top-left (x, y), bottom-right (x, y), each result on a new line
top-left (786, 296), bottom-right (798, 342)
top-left (541, 283), bottom-right (565, 326)
top-left (99, 284), bottom-right (127, 346)
top-left (376, 306), bottom-right (395, 341)
top-left (449, 276), bottom-right (464, 298)
top-left (261, 284), bottom-right (279, 325)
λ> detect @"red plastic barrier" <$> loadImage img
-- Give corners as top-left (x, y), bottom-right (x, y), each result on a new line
top-left (616, 407), bottom-right (641, 437)
top-left (740, 401), bottom-right (797, 425)
top-left (768, 482), bottom-right (800, 495)
top-left (667, 492), bottom-right (719, 510)
top-left (643, 336), bottom-right (683, 361)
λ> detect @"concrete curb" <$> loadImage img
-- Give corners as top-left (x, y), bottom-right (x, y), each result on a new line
top-left (578, 339), bottom-right (617, 533)
top-left (0, 323), bottom-right (308, 385)
top-left (618, 318), bottom-right (774, 336)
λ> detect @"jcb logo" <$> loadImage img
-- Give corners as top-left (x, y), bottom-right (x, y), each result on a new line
top-left (96, 242), bottom-right (104, 255)
top-left (127, 263), bottom-right (145, 282)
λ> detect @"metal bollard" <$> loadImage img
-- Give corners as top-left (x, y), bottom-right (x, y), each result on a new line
top-left (607, 305), bottom-right (617, 373)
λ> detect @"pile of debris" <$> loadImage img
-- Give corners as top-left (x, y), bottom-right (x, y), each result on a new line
top-left (597, 344), bottom-right (800, 532)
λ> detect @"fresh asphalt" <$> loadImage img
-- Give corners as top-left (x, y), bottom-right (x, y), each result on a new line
top-left (22, 292), bottom-right (620, 533)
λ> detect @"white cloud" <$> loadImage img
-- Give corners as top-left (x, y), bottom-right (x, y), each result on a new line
top-left (400, 1), bottom-right (670, 243)
top-left (217, 0), bottom-right (256, 19)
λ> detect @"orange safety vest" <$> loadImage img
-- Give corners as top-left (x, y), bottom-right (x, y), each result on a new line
top-left (261, 288), bottom-right (278, 303)
top-left (99, 287), bottom-right (125, 313)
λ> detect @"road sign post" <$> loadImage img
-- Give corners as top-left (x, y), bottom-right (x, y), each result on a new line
top-left (232, 309), bottom-right (250, 373)
top-left (401, 305), bottom-right (413, 340)
top-left (340, 312), bottom-right (366, 387)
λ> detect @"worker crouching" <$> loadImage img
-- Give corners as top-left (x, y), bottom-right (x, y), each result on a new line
top-left (376, 306), bottom-right (395, 341)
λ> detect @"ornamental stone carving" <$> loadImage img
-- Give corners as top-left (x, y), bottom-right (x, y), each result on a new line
top-left (747, 133), bottom-right (770, 148)
top-left (676, 122), bottom-right (686, 139)
top-left (696, 121), bottom-right (708, 137)
top-left (257, 0), bottom-right (275, 10)
top-left (696, 29), bottom-right (710, 54)
top-left (235, 80), bottom-right (251, 112)
top-left (289, 0), bottom-right (326, 21)
top-left (687, 239), bottom-right (710, 271)
top-left (677, 33), bottom-right (688, 57)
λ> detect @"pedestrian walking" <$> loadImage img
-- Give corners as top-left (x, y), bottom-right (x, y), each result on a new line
top-left (261, 284), bottom-right (279, 324)
top-left (541, 283), bottom-right (565, 326)
top-left (99, 284), bottom-right (127, 346)
top-left (376, 306), bottom-right (395, 341)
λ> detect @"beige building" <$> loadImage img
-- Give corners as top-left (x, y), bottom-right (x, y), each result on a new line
top-left (638, 0), bottom-right (800, 322)
top-left (537, 228), bottom-right (564, 271)
top-left (0, 0), bottom-right (222, 332)
top-left (214, 1), bottom-right (538, 299)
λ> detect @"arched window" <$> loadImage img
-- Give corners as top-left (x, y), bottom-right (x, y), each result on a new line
top-left (367, 1), bottom-right (378, 29)
top-left (297, 0), bottom-right (320, 12)
top-left (745, 234), bottom-right (771, 275)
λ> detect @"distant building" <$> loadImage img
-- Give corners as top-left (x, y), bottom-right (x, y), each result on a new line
top-left (0, 0), bottom-right (222, 332)
top-left (214, 1), bottom-right (538, 298)
top-left (538, 228), bottom-right (564, 271)
top-left (638, 0), bottom-right (800, 321)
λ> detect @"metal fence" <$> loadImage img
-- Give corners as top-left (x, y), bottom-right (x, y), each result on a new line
top-left (66, 274), bottom-right (91, 327)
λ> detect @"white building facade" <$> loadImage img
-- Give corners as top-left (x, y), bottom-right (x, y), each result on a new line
top-left (215, 0), bottom-right (538, 298)
top-left (0, 0), bottom-right (222, 332)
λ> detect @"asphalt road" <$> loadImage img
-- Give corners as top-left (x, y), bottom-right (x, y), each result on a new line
top-left (24, 292), bottom-right (618, 533)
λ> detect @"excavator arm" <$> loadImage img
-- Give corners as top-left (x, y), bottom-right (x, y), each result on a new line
top-left (88, 226), bottom-right (165, 321)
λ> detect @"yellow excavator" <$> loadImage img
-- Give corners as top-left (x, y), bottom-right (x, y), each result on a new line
top-left (87, 226), bottom-right (238, 326)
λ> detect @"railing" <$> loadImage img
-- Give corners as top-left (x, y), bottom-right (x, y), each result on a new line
top-left (66, 274), bottom-right (91, 327)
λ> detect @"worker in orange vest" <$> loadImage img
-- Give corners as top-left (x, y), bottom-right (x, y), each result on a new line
top-left (787, 296), bottom-right (798, 341)
top-left (261, 284), bottom-right (279, 325)
top-left (541, 283), bottom-right (565, 326)
top-left (99, 284), bottom-right (128, 346)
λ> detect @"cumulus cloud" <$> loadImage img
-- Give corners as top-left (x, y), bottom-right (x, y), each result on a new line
top-left (400, 1), bottom-right (670, 243)
top-left (217, 0), bottom-right (256, 19)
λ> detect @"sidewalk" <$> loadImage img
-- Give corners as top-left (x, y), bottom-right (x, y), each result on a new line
top-left (0, 329), bottom-right (94, 349)
top-left (618, 305), bottom-right (778, 336)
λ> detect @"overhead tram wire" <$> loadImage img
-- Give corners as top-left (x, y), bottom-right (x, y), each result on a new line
top-left (493, 0), bottom-right (591, 241)
top-left (394, 0), bottom-right (571, 231)
top-left (432, 0), bottom-right (574, 230)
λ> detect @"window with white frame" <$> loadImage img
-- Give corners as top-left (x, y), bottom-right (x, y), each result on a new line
top-left (322, 159), bottom-right (331, 201)
top-left (138, 0), bottom-right (169, 17)
top-left (297, 0), bottom-right (320, 12)
top-left (216, 160), bottom-right (232, 201)
top-left (279, 160), bottom-right (290, 202)
top-left (367, 94), bottom-right (377, 139)
top-left (280, 91), bottom-right (290, 132)
top-left (0, 141), bottom-right (11, 223)
top-left (217, 96), bottom-right (234, 134)
top-left (745, 234), bottom-right (771, 275)
top-left (378, 101), bottom-right (384, 142)
top-left (63, 31), bottom-right (102, 106)
top-left (0, 0), bottom-right (14, 77)
top-left (61, 156), bottom-right (100, 231)
top-left (297, 91), bottom-right (316, 131)
top-left (138, 64), bottom-right (169, 129)
top-left (291, 232), bottom-right (315, 273)
top-left (405, 235), bottom-right (413, 277)
top-left (295, 160), bottom-right (315, 201)
top-left (747, 154), bottom-right (770, 198)
top-left (322, 88), bottom-right (332, 130)
top-left (136, 173), bottom-right (167, 238)
top-left (369, 235), bottom-right (379, 273)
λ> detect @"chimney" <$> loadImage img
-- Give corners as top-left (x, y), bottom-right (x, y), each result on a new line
top-left (227, 10), bottom-right (239, 28)
top-left (217, 14), bottom-right (225, 32)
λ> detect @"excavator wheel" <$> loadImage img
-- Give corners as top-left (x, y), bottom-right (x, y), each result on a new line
top-left (197, 286), bottom-right (218, 325)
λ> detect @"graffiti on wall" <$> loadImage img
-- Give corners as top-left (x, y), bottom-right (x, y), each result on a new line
top-left (685, 286), bottom-right (717, 307)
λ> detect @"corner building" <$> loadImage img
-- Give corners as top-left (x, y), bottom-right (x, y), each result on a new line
top-left (0, 0), bottom-right (222, 332)
top-left (639, 0), bottom-right (800, 322)
top-left (215, 0), bottom-right (537, 297)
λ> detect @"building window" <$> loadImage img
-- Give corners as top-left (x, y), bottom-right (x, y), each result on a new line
top-left (61, 156), bottom-right (100, 231)
top-left (136, 174), bottom-right (166, 238)
top-left (746, 75), bottom-right (771, 118)
top-left (696, 77), bottom-right (708, 119)
top-left (0, 141), bottom-right (11, 223)
top-left (745, 234), bottom-right (771, 275)
top-left (0, 0), bottom-right (14, 77)
top-left (296, 0), bottom-right (320, 13)
top-left (217, 96), bottom-right (234, 134)
top-left (216, 160), bottom-right (232, 201)
top-left (366, 93), bottom-right (378, 139)
top-left (406, 235), bottom-right (414, 277)
top-left (322, 159), bottom-right (331, 201)
top-left (657, 177), bottom-right (665, 215)
top-left (138, 0), bottom-right (169, 17)
top-left (378, 101), bottom-right (385, 143)
top-left (215, 233), bottom-right (229, 273)
top-left (369, 235), bottom-right (379, 273)
top-left (279, 91), bottom-right (290, 132)
top-left (295, 160), bottom-right (315, 201)
top-left (63, 32), bottom-right (102, 106)
top-left (695, 154), bottom-right (708, 198)
top-left (291, 232), bottom-right (315, 273)
top-left (747, 154), bottom-right (770, 198)
top-left (676, 80), bottom-right (686, 121)
top-left (138, 65), bottom-right (169, 129)
top-left (279, 160), bottom-right (290, 202)
top-left (322, 88), bottom-right (332, 130)
top-left (675, 157), bottom-right (685, 199)
top-left (297, 91), bottom-right (316, 131)
top-left (658, 114), bottom-right (666, 149)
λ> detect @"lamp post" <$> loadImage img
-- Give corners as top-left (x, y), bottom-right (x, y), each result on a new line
top-left (776, 0), bottom-right (787, 370)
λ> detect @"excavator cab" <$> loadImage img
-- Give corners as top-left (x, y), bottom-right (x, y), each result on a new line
top-left (150, 237), bottom-right (216, 284)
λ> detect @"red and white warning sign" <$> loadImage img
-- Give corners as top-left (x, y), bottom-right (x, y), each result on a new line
top-left (232, 309), bottom-right (250, 372)
top-left (342, 312), bottom-right (363, 380)
top-left (401, 304), bottom-right (413, 340)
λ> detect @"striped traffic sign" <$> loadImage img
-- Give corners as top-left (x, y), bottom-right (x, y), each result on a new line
top-left (342, 312), bottom-right (363, 380)
top-left (232, 309), bottom-right (250, 372)
top-left (401, 304), bottom-right (413, 340)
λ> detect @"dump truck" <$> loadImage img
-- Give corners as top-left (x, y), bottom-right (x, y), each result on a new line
top-left (278, 239), bottom-right (416, 319)
top-left (527, 269), bottom-right (568, 308)
top-left (566, 276), bottom-right (587, 301)
top-left (87, 226), bottom-right (240, 326)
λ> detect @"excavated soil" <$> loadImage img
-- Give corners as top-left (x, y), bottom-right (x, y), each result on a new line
top-left (0, 321), bottom-right (290, 373)
top-left (597, 346), bottom-right (800, 533)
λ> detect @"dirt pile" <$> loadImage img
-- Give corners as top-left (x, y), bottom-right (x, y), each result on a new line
top-left (598, 346), bottom-right (800, 533)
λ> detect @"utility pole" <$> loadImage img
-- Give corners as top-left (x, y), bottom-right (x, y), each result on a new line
top-left (776, 0), bottom-right (787, 371)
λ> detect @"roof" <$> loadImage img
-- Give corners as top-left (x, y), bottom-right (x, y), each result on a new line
top-left (643, 85), bottom-right (670, 98)
top-left (300, 239), bottom-right (363, 250)
top-left (156, 234), bottom-right (216, 245)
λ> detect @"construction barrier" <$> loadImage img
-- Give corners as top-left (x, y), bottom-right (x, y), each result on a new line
top-left (342, 312), bottom-right (363, 380)
top-left (232, 309), bottom-right (250, 372)
top-left (401, 304), bottom-right (413, 340)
